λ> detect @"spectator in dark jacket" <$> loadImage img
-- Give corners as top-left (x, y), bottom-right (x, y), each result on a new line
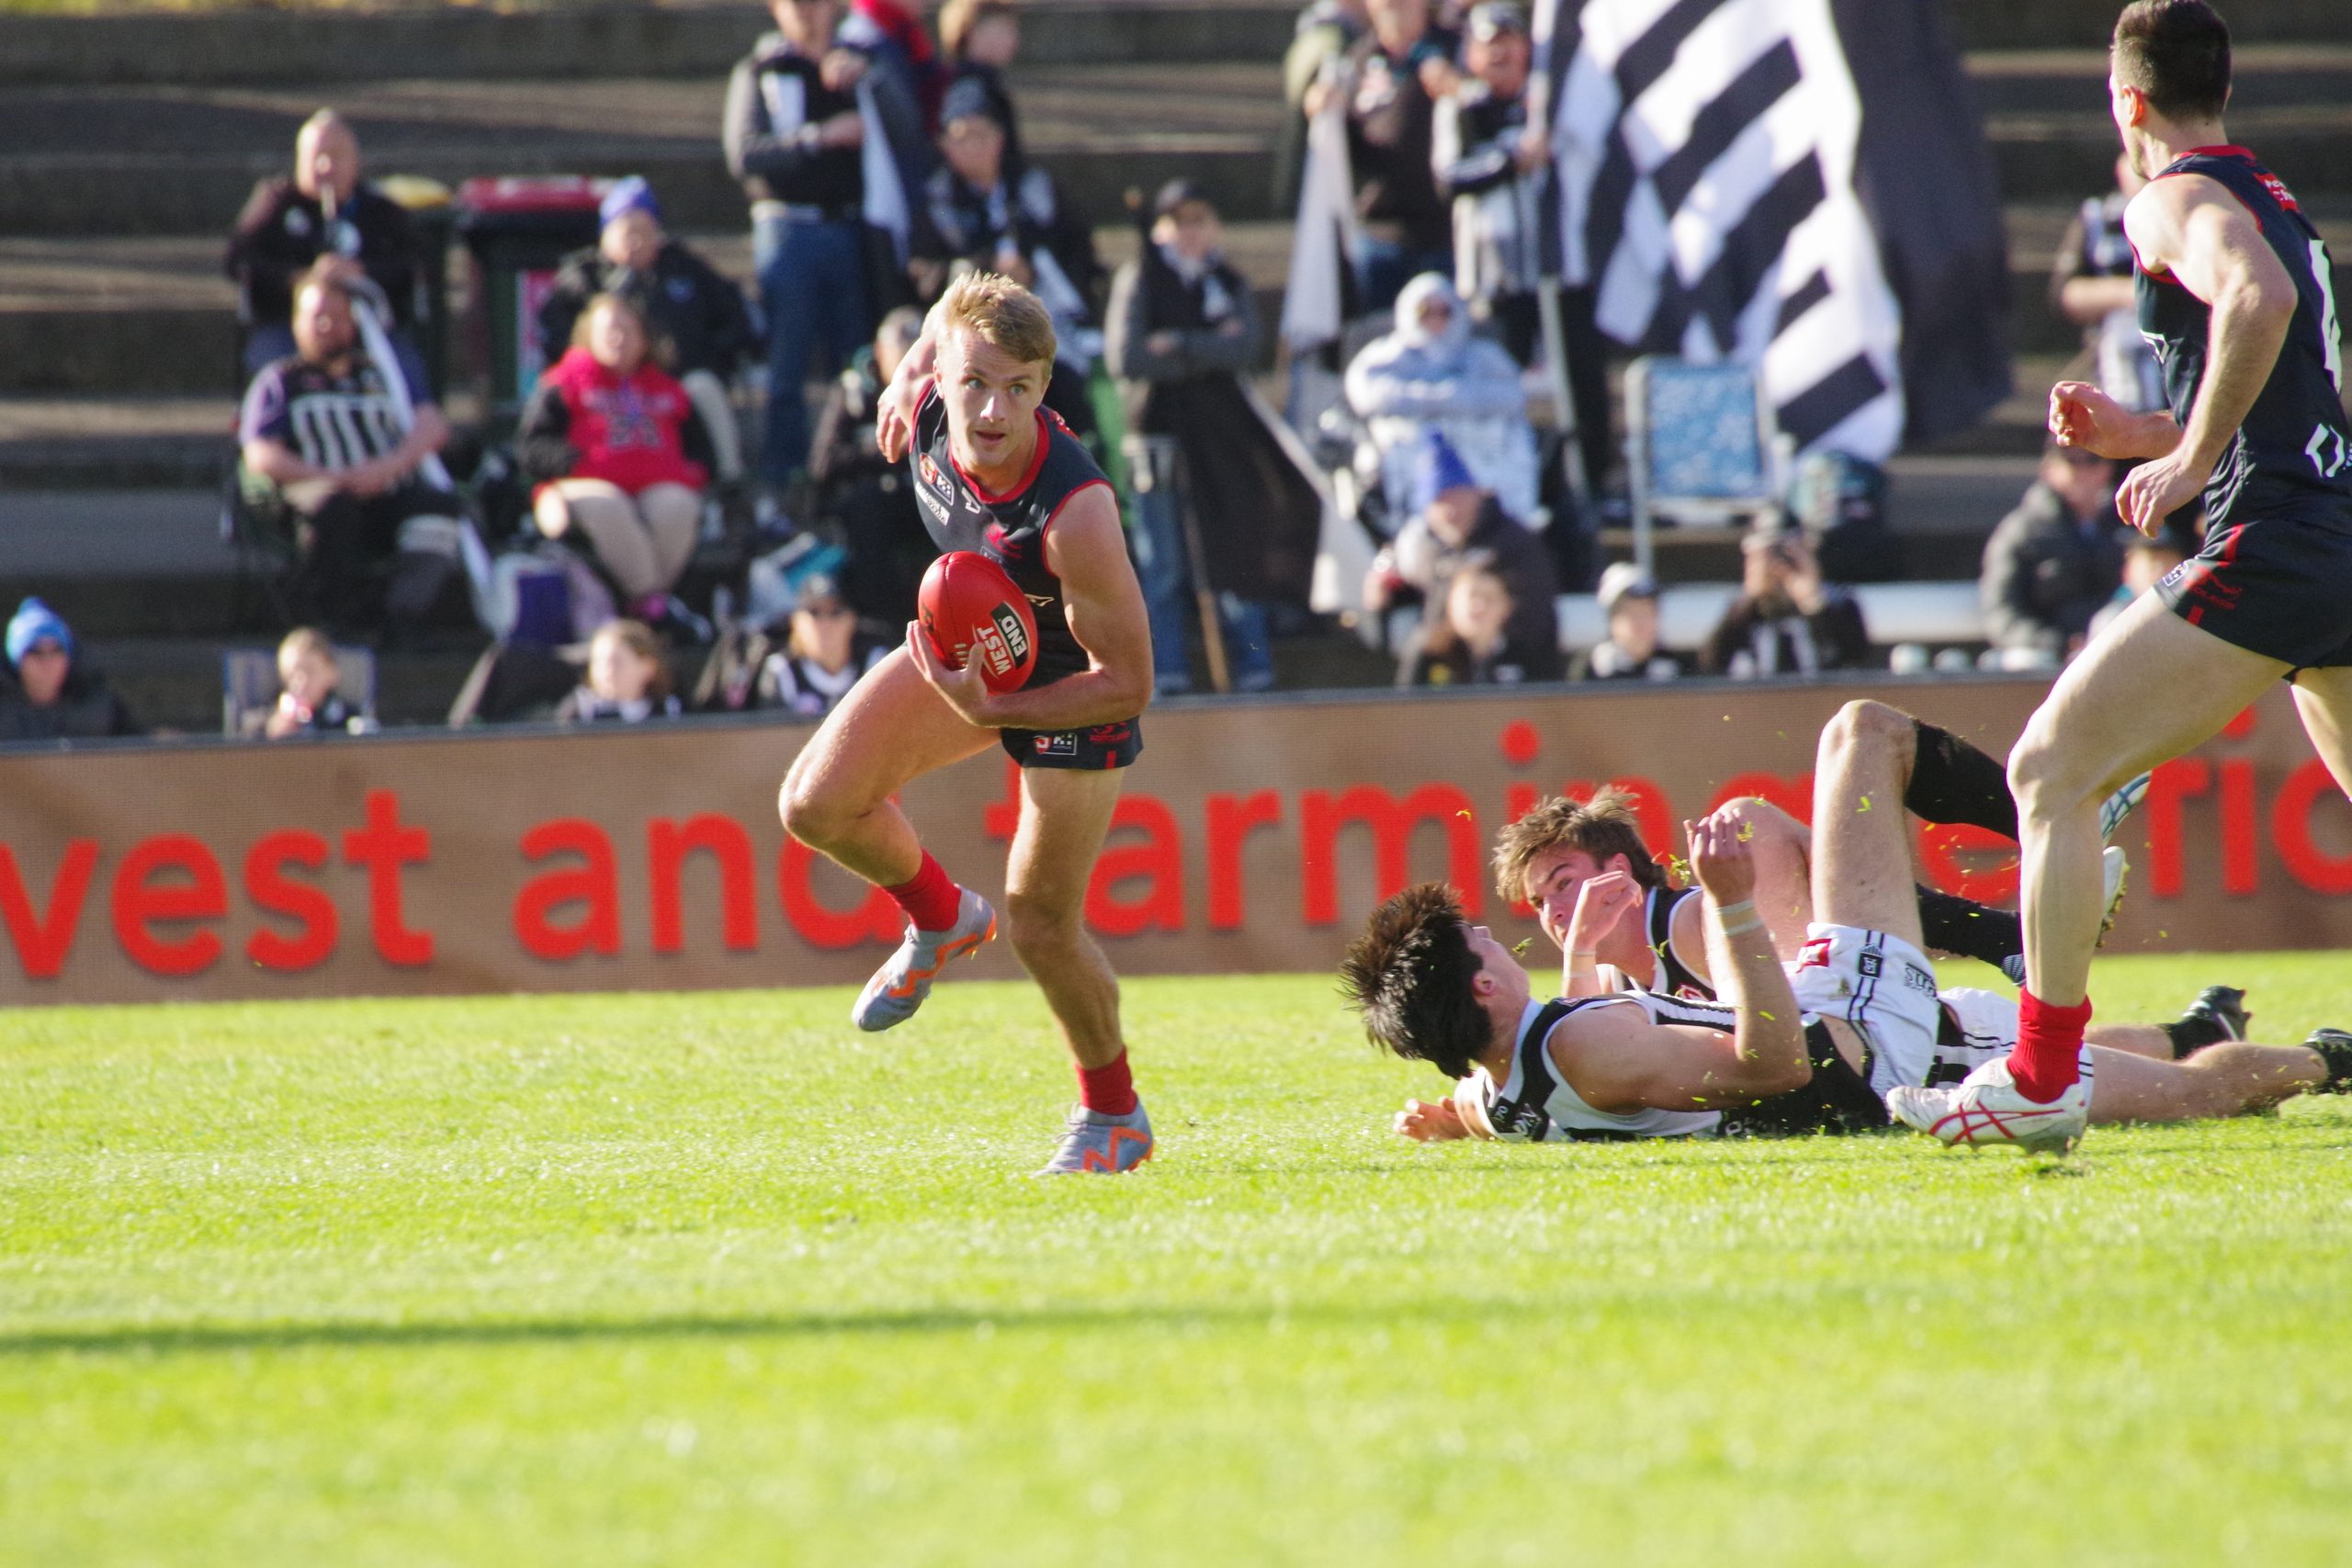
top-left (1366, 431), bottom-right (1560, 678)
top-left (0, 599), bottom-right (141, 744)
top-left (910, 76), bottom-right (1102, 436)
top-left (1702, 526), bottom-right (1871, 678)
top-left (1107, 181), bottom-right (1319, 694)
top-left (725, 0), bottom-right (920, 502)
top-left (1432, 3), bottom-right (1542, 360)
top-left (536, 178), bottom-right (757, 488)
top-left (1980, 442), bottom-right (2125, 666)
top-left (1302, 0), bottom-right (1458, 311)
top-left (808, 307), bottom-right (934, 624)
top-left (226, 110), bottom-right (423, 378)
top-left (939, 0), bottom-right (1024, 164)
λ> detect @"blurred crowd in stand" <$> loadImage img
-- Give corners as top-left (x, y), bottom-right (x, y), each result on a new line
top-left (5, 0), bottom-right (2212, 749)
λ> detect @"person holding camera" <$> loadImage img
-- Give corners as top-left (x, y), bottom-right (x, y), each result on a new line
top-left (1700, 525), bottom-right (1870, 679)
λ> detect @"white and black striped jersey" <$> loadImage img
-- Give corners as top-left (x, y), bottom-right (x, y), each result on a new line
top-left (1476, 994), bottom-right (1729, 1143)
top-left (1596, 886), bottom-right (1712, 999)
top-left (239, 340), bottom-right (433, 473)
top-left (1475, 991), bottom-right (1892, 1143)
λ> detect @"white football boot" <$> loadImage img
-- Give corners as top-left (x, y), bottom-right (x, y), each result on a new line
top-left (1035, 1101), bottom-right (1155, 1176)
top-left (852, 887), bottom-right (997, 1032)
top-left (1886, 1052), bottom-right (2093, 1155)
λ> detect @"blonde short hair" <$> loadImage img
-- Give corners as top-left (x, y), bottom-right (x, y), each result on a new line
top-left (278, 626), bottom-right (336, 670)
top-left (934, 271), bottom-right (1057, 369)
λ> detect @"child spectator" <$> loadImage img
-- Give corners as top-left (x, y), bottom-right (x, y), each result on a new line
top-left (757, 574), bottom-right (891, 716)
top-left (557, 619), bottom-right (683, 725)
top-left (516, 293), bottom-right (715, 632)
top-left (0, 598), bottom-right (141, 744)
top-left (1571, 563), bottom-right (1681, 682)
top-left (225, 110), bottom-right (424, 378)
top-left (536, 178), bottom-right (759, 491)
top-left (1398, 551), bottom-right (1545, 686)
top-left (262, 627), bottom-right (368, 739)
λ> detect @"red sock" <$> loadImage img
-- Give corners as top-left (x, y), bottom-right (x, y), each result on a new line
top-left (885, 852), bottom-right (962, 932)
top-left (2011, 988), bottom-right (2093, 1102)
top-left (1077, 1051), bottom-right (1137, 1117)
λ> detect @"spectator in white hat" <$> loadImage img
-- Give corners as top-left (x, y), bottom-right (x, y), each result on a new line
top-left (1571, 562), bottom-right (1681, 682)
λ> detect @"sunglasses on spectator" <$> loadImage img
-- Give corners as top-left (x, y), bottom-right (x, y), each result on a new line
top-left (804, 602), bottom-right (853, 619)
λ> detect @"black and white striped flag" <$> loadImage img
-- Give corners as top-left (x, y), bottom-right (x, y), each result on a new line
top-left (1532, 0), bottom-right (2009, 458)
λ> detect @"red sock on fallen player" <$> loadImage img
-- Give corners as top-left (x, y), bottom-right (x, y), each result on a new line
top-left (885, 851), bottom-right (963, 932)
top-left (2011, 988), bottom-right (2093, 1102)
top-left (1077, 1051), bottom-right (1137, 1117)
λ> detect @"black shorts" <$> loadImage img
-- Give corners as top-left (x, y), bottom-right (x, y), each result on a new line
top-left (1001, 716), bottom-right (1144, 770)
top-left (2156, 512), bottom-right (2352, 669)
top-left (1713, 1023), bottom-right (1892, 1138)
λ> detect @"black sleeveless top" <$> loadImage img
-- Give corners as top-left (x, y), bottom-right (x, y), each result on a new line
top-left (909, 384), bottom-right (1114, 689)
top-left (2137, 148), bottom-right (2352, 529)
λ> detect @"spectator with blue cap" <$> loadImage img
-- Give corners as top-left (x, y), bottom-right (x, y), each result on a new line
top-left (1364, 428), bottom-right (1559, 678)
top-left (0, 598), bottom-right (142, 743)
top-left (536, 176), bottom-right (760, 490)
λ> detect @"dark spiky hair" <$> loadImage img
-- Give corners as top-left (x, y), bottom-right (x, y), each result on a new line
top-left (2113, 1), bottom-right (2231, 123)
top-left (1338, 883), bottom-right (1491, 1080)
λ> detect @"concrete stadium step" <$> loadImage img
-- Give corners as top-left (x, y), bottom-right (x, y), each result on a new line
top-left (0, 0), bottom-right (1297, 88)
top-left (1966, 43), bottom-right (2352, 116)
top-left (1, 0), bottom-right (2340, 92)
top-left (0, 63), bottom-right (1283, 238)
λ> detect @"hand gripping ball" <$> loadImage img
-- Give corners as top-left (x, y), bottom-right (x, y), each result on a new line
top-left (918, 550), bottom-right (1039, 694)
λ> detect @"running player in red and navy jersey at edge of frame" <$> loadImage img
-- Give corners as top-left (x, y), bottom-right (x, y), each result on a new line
top-left (777, 273), bottom-right (1158, 1176)
top-left (1894, 0), bottom-right (2352, 1152)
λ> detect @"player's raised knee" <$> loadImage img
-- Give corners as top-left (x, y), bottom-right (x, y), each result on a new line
top-left (1824, 698), bottom-right (1911, 761)
top-left (779, 772), bottom-right (849, 848)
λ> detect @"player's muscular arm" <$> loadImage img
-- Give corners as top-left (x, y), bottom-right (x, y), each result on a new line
top-left (875, 303), bottom-right (949, 461)
top-left (999, 491), bottom-right (1154, 726)
top-left (1554, 817), bottom-right (1808, 1112)
top-left (910, 488), bottom-right (1153, 729)
top-left (2114, 175), bottom-right (2301, 532)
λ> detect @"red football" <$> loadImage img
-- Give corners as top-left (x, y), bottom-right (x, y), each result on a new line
top-left (918, 550), bottom-right (1039, 694)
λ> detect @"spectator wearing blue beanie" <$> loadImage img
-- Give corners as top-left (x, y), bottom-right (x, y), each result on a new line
top-left (1364, 430), bottom-right (1561, 680)
top-left (0, 598), bottom-right (141, 744)
top-left (536, 176), bottom-right (759, 489)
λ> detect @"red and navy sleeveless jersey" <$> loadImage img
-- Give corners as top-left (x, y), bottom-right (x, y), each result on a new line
top-left (909, 384), bottom-right (1112, 689)
top-left (2137, 148), bottom-right (2351, 527)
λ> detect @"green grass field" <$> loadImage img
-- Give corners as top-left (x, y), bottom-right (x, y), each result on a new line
top-left (6, 953), bottom-right (2352, 1566)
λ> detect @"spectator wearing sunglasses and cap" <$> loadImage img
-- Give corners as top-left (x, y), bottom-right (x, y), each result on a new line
top-left (757, 572), bottom-right (891, 717)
